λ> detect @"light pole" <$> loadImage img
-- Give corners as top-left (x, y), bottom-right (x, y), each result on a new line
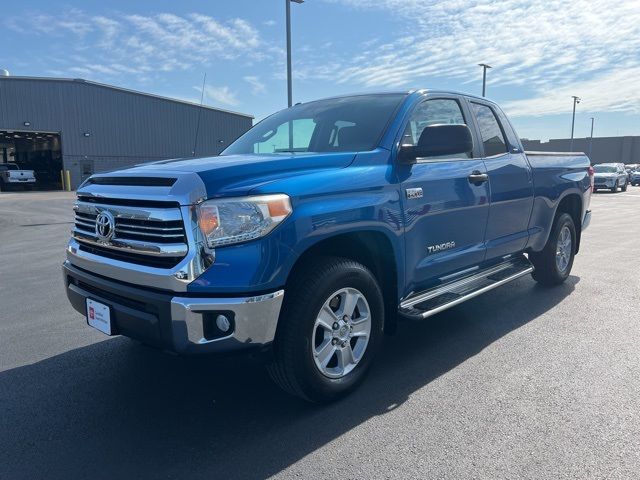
top-left (588, 117), bottom-right (595, 159)
top-left (570, 95), bottom-right (581, 152)
top-left (478, 63), bottom-right (492, 97)
top-left (286, 0), bottom-right (304, 108)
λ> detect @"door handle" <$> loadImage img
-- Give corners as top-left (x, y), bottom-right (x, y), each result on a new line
top-left (468, 171), bottom-right (488, 184)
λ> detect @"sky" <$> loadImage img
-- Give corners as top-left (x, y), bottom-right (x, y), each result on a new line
top-left (2, 0), bottom-right (639, 141)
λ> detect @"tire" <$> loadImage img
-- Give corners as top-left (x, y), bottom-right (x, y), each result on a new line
top-left (611, 181), bottom-right (618, 193)
top-left (622, 182), bottom-right (628, 192)
top-left (529, 212), bottom-right (576, 286)
top-left (267, 256), bottom-right (384, 403)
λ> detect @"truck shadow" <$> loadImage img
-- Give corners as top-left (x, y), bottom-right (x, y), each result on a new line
top-left (0, 275), bottom-right (578, 480)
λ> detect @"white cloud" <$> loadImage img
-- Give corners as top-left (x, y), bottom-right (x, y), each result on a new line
top-left (196, 85), bottom-right (240, 107)
top-left (263, 20), bottom-right (277, 27)
top-left (244, 76), bottom-right (266, 95)
top-left (8, 10), bottom-right (265, 79)
top-left (503, 67), bottom-right (640, 117)
top-left (315, 0), bottom-right (640, 116)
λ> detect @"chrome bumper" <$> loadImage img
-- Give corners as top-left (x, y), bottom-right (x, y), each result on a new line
top-left (6, 178), bottom-right (35, 183)
top-left (170, 291), bottom-right (284, 354)
top-left (63, 261), bottom-right (284, 355)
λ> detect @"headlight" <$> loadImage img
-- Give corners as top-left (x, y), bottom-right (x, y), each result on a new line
top-left (197, 194), bottom-right (292, 248)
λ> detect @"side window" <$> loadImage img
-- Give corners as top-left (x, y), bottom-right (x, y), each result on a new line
top-left (494, 107), bottom-right (521, 151)
top-left (401, 99), bottom-right (470, 158)
top-left (471, 103), bottom-right (508, 157)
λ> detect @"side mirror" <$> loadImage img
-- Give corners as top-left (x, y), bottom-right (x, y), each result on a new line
top-left (399, 124), bottom-right (473, 164)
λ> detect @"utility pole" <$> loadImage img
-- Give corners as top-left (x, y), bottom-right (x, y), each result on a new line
top-left (588, 117), bottom-right (595, 159)
top-left (286, 0), bottom-right (304, 108)
top-left (478, 63), bottom-right (492, 97)
top-left (286, 0), bottom-right (303, 151)
top-left (570, 95), bottom-right (581, 152)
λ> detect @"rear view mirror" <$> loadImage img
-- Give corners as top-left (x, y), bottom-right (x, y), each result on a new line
top-left (399, 124), bottom-right (473, 164)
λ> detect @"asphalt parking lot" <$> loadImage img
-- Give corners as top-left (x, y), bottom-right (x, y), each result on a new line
top-left (1, 189), bottom-right (640, 479)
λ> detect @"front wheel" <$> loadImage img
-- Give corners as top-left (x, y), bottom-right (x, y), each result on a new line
top-left (611, 181), bottom-right (618, 193)
top-left (622, 182), bottom-right (628, 192)
top-left (529, 213), bottom-right (576, 286)
top-left (267, 256), bottom-right (384, 403)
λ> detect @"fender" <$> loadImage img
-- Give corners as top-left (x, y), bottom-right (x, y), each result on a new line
top-left (525, 155), bottom-right (591, 253)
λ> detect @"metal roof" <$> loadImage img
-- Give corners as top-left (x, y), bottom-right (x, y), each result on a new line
top-left (0, 76), bottom-right (254, 119)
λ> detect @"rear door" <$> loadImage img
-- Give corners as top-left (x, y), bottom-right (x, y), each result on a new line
top-left (468, 101), bottom-right (534, 261)
top-left (398, 96), bottom-right (490, 295)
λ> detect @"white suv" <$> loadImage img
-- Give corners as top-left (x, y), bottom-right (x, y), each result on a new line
top-left (593, 163), bottom-right (628, 193)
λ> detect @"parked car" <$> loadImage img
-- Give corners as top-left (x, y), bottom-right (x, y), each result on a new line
top-left (630, 170), bottom-right (640, 186)
top-left (626, 165), bottom-right (640, 186)
top-left (0, 162), bottom-right (36, 191)
top-left (593, 163), bottom-right (628, 192)
top-left (62, 90), bottom-right (592, 402)
top-left (624, 165), bottom-right (637, 184)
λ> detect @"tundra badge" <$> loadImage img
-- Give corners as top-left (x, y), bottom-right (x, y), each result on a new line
top-left (427, 241), bottom-right (456, 254)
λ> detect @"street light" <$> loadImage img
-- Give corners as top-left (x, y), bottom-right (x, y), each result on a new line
top-left (286, 0), bottom-right (304, 108)
top-left (588, 117), bottom-right (595, 160)
top-left (478, 63), bottom-right (492, 97)
top-left (570, 95), bottom-right (581, 152)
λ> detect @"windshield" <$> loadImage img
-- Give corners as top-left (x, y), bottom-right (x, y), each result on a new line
top-left (594, 165), bottom-right (617, 173)
top-left (222, 94), bottom-right (407, 155)
top-left (0, 163), bottom-right (18, 171)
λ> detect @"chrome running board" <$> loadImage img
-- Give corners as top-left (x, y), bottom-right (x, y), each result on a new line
top-left (399, 254), bottom-right (534, 319)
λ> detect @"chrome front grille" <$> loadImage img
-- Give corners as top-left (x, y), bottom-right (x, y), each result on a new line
top-left (72, 200), bottom-right (189, 268)
top-left (75, 212), bottom-right (185, 244)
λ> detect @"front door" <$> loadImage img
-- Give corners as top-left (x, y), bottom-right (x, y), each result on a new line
top-left (398, 97), bottom-right (490, 297)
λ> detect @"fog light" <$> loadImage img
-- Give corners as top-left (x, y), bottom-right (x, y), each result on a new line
top-left (216, 314), bottom-right (231, 332)
top-left (202, 311), bottom-right (235, 340)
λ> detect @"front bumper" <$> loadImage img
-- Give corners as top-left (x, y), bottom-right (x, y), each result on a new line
top-left (593, 178), bottom-right (613, 188)
top-left (5, 178), bottom-right (35, 183)
top-left (63, 261), bottom-right (284, 355)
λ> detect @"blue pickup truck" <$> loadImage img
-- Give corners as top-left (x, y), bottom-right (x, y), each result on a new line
top-left (63, 90), bottom-right (592, 402)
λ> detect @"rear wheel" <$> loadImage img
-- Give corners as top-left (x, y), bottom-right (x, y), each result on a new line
top-left (267, 256), bottom-right (383, 403)
top-left (530, 213), bottom-right (576, 286)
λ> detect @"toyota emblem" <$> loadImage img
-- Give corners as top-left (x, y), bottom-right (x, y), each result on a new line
top-left (95, 210), bottom-right (115, 242)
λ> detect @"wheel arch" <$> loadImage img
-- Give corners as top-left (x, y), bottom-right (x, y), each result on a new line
top-left (555, 192), bottom-right (583, 254)
top-left (287, 230), bottom-right (401, 334)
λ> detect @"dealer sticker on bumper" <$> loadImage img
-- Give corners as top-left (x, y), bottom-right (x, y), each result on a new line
top-left (86, 298), bottom-right (112, 335)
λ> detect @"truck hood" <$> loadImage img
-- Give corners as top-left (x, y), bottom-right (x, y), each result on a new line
top-left (118, 152), bottom-right (357, 197)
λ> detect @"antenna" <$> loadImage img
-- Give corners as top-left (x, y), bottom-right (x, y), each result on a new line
top-left (192, 72), bottom-right (207, 157)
